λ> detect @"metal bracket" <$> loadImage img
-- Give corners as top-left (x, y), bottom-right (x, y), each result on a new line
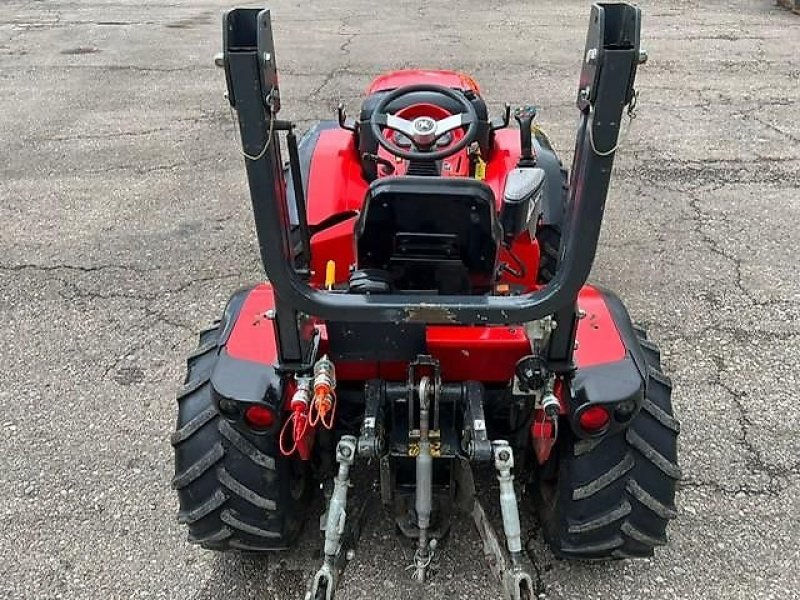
top-left (407, 355), bottom-right (441, 435)
top-left (461, 381), bottom-right (492, 461)
top-left (358, 379), bottom-right (386, 458)
top-left (490, 102), bottom-right (511, 131)
top-left (524, 316), bottom-right (556, 354)
top-left (337, 103), bottom-right (357, 132)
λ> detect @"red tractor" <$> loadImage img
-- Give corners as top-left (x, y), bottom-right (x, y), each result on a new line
top-left (171, 4), bottom-right (680, 598)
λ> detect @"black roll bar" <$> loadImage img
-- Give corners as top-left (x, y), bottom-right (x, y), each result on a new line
top-left (223, 3), bottom-right (642, 326)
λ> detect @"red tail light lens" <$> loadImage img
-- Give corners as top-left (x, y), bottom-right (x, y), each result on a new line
top-left (244, 404), bottom-right (276, 430)
top-left (578, 405), bottom-right (610, 434)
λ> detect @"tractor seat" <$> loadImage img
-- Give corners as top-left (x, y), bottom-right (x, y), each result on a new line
top-left (354, 177), bottom-right (501, 294)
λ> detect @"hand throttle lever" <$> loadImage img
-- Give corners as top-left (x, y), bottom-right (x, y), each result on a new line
top-left (513, 105), bottom-right (537, 167)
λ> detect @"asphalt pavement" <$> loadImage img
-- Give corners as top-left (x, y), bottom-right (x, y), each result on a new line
top-left (0, 0), bottom-right (798, 598)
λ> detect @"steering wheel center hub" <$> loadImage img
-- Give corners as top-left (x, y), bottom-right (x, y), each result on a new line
top-left (412, 116), bottom-right (437, 146)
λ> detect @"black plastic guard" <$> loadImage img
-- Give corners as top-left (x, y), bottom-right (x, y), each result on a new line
top-left (570, 356), bottom-right (643, 438)
top-left (210, 287), bottom-right (285, 433)
top-left (568, 286), bottom-right (647, 438)
top-left (211, 350), bottom-right (284, 416)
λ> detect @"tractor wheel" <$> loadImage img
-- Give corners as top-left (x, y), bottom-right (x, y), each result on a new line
top-left (533, 330), bottom-right (680, 559)
top-left (171, 323), bottom-right (312, 552)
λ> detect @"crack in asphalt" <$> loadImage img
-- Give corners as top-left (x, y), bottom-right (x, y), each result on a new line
top-left (619, 179), bottom-right (798, 498)
top-left (3, 64), bottom-right (214, 73)
top-left (748, 113), bottom-right (800, 144)
top-left (618, 157), bottom-right (799, 188)
top-left (680, 189), bottom-right (797, 495)
top-left (80, 156), bottom-right (223, 177)
top-left (0, 156), bottom-right (227, 179)
top-left (708, 353), bottom-right (800, 483)
top-left (0, 262), bottom-right (153, 274)
top-left (2, 264), bottom-right (248, 379)
top-left (685, 185), bottom-right (763, 307)
top-left (53, 270), bottom-right (246, 305)
top-left (524, 525), bottom-right (548, 597)
top-left (308, 18), bottom-right (357, 103)
top-left (34, 112), bottom-right (227, 143)
top-left (661, 324), bottom-right (798, 345)
top-left (96, 271), bottom-right (240, 380)
top-left (677, 478), bottom-right (780, 498)
top-left (684, 183), bottom-right (796, 311)
top-left (669, 343), bottom-right (800, 500)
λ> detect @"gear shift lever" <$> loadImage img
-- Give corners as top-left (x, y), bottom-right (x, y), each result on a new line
top-left (513, 105), bottom-right (537, 167)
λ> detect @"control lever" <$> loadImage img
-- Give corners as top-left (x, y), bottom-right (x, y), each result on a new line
top-left (361, 153), bottom-right (395, 175)
top-left (337, 103), bottom-right (357, 132)
top-left (513, 105), bottom-right (537, 167)
top-left (490, 103), bottom-right (511, 131)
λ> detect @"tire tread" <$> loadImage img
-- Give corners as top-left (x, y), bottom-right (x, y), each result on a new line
top-left (172, 323), bottom-right (307, 553)
top-left (534, 329), bottom-right (679, 560)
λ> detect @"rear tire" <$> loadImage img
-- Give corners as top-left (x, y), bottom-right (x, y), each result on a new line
top-left (533, 329), bottom-right (680, 559)
top-left (171, 323), bottom-right (312, 552)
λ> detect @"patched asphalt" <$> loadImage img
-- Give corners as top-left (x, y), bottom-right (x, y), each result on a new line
top-left (0, 1), bottom-right (798, 598)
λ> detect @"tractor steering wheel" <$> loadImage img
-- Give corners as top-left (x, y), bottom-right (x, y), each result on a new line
top-left (369, 84), bottom-right (480, 162)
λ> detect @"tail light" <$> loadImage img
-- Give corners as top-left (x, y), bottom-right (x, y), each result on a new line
top-left (577, 405), bottom-right (610, 434)
top-left (244, 404), bottom-right (276, 430)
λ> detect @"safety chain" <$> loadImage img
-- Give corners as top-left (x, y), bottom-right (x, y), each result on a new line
top-left (228, 93), bottom-right (277, 161)
top-left (589, 90), bottom-right (639, 157)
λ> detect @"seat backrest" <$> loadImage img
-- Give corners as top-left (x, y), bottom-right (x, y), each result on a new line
top-left (355, 177), bottom-right (501, 294)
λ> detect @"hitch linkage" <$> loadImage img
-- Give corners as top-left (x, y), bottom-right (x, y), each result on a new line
top-left (308, 436), bottom-right (357, 600)
top-left (469, 441), bottom-right (535, 600)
